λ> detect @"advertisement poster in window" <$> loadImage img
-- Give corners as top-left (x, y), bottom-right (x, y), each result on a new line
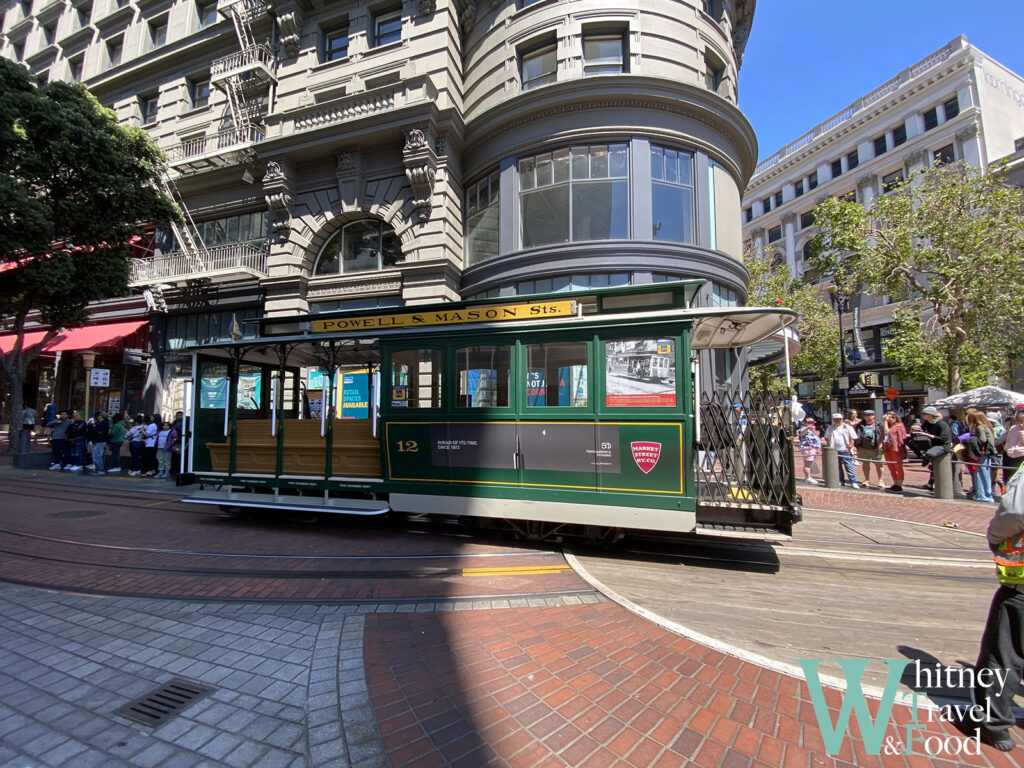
top-left (341, 369), bottom-right (370, 419)
top-left (526, 369), bottom-right (546, 406)
top-left (605, 339), bottom-right (676, 407)
top-left (557, 366), bottom-right (588, 407)
top-left (307, 389), bottom-right (324, 419)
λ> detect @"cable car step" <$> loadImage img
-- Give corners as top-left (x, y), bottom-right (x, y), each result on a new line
top-left (182, 490), bottom-right (390, 515)
top-left (695, 522), bottom-right (792, 541)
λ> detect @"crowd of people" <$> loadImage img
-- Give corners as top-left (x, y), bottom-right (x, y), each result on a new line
top-left (796, 404), bottom-right (1024, 498)
top-left (42, 408), bottom-right (185, 479)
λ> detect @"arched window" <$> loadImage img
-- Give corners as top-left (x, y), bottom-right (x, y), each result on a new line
top-left (314, 220), bottom-right (401, 275)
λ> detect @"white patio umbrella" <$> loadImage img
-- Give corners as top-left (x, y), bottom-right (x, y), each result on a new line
top-left (929, 385), bottom-right (1024, 410)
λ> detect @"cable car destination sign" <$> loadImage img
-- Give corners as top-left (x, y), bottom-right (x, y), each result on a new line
top-left (312, 299), bottom-right (577, 333)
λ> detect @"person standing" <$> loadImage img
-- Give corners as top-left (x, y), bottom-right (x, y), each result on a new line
top-left (65, 412), bottom-right (88, 472)
top-left (825, 413), bottom-right (859, 488)
top-left (855, 410), bottom-right (885, 489)
top-left (1004, 408), bottom-right (1024, 484)
top-left (108, 413), bottom-right (126, 473)
top-left (971, 472), bottom-right (1024, 752)
top-left (142, 414), bottom-right (159, 477)
top-left (87, 411), bottom-right (109, 474)
top-left (966, 409), bottom-right (997, 503)
top-left (155, 421), bottom-right (173, 479)
top-left (797, 417), bottom-right (822, 484)
top-left (882, 412), bottom-right (908, 492)
top-left (127, 417), bottom-right (144, 476)
top-left (169, 410), bottom-right (184, 479)
top-left (46, 410), bottom-right (71, 471)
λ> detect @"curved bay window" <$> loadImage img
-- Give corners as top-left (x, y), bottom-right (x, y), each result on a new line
top-left (465, 170), bottom-right (500, 267)
top-left (651, 145), bottom-right (694, 244)
top-left (314, 220), bottom-right (401, 275)
top-left (519, 144), bottom-right (629, 249)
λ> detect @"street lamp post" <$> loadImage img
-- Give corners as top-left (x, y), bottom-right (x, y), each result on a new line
top-left (827, 285), bottom-right (851, 413)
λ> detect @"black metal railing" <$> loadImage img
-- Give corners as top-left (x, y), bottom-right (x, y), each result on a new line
top-left (695, 386), bottom-right (798, 529)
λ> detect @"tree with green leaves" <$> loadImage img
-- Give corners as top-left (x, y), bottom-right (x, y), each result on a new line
top-left (1, 60), bottom-right (179, 450)
top-left (809, 163), bottom-right (1024, 395)
top-left (743, 245), bottom-right (840, 406)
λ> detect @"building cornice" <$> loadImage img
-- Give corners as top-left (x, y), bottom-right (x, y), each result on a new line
top-left (464, 75), bottom-right (758, 184)
top-left (747, 35), bottom-right (974, 191)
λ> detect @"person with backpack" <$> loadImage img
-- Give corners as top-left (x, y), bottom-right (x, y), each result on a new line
top-left (966, 408), bottom-right (997, 503)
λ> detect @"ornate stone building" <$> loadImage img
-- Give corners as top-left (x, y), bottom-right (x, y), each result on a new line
top-left (742, 36), bottom-right (1024, 408)
top-left (3, 0), bottom-right (757, 412)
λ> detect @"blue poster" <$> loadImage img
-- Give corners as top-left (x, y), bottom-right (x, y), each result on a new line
top-left (526, 369), bottom-right (546, 406)
top-left (341, 370), bottom-right (370, 419)
top-left (199, 372), bottom-right (261, 410)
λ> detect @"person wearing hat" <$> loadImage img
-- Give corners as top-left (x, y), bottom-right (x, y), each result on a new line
top-left (920, 406), bottom-right (952, 491)
top-left (855, 410), bottom-right (885, 490)
top-left (825, 412), bottom-right (859, 488)
top-left (87, 411), bottom-right (110, 474)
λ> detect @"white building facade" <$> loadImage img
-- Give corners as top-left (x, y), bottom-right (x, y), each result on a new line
top-left (742, 36), bottom-right (1024, 409)
top-left (3, 0), bottom-right (758, 415)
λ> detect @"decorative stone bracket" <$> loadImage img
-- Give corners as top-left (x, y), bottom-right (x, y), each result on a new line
top-left (402, 127), bottom-right (437, 223)
top-left (263, 159), bottom-right (295, 242)
top-left (277, 10), bottom-right (303, 59)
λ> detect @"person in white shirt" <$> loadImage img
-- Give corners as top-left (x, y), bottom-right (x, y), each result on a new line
top-left (825, 412), bottom-right (860, 488)
top-left (142, 415), bottom-right (159, 477)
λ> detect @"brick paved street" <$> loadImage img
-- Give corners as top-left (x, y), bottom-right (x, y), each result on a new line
top-left (1, 466), bottom-right (1022, 767)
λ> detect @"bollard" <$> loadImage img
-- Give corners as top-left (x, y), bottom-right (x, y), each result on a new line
top-left (951, 459), bottom-right (964, 497)
top-left (822, 446), bottom-right (840, 489)
top-left (933, 452), bottom-right (954, 500)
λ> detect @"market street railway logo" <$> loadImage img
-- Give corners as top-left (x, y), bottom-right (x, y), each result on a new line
top-left (630, 442), bottom-right (662, 474)
top-left (797, 658), bottom-right (1001, 757)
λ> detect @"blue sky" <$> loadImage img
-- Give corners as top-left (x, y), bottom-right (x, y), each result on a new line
top-left (738, 1), bottom-right (1024, 162)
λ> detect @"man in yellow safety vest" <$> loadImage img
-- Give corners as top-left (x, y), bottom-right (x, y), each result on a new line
top-left (973, 472), bottom-right (1024, 751)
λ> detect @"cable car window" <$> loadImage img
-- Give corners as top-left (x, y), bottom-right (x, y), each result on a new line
top-left (390, 348), bottom-right (442, 408)
top-left (605, 339), bottom-right (676, 407)
top-left (456, 346), bottom-right (511, 407)
top-left (525, 342), bottom-right (589, 407)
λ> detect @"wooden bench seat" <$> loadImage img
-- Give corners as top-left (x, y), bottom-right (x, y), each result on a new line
top-left (208, 418), bottom-right (381, 477)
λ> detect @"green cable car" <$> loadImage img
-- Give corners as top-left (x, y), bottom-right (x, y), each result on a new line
top-left (180, 281), bottom-right (801, 540)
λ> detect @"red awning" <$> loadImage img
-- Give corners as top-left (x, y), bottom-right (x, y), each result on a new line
top-left (0, 330), bottom-right (49, 354)
top-left (0, 320), bottom-right (146, 355)
top-left (47, 320), bottom-right (147, 351)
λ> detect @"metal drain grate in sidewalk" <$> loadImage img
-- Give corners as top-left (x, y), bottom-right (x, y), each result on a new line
top-left (115, 679), bottom-right (215, 727)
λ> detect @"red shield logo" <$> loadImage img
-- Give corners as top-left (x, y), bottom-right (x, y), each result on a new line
top-left (630, 441), bottom-right (662, 474)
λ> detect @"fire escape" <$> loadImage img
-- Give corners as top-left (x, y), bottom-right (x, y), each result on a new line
top-left (135, 0), bottom-right (277, 289)
top-left (166, 0), bottom-right (277, 174)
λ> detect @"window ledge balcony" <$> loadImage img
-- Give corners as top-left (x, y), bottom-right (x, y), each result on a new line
top-left (129, 241), bottom-right (269, 287)
top-left (280, 74), bottom-right (436, 136)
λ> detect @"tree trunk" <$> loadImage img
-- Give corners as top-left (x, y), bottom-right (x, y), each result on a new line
top-left (947, 346), bottom-right (962, 395)
top-left (3, 360), bottom-right (26, 455)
